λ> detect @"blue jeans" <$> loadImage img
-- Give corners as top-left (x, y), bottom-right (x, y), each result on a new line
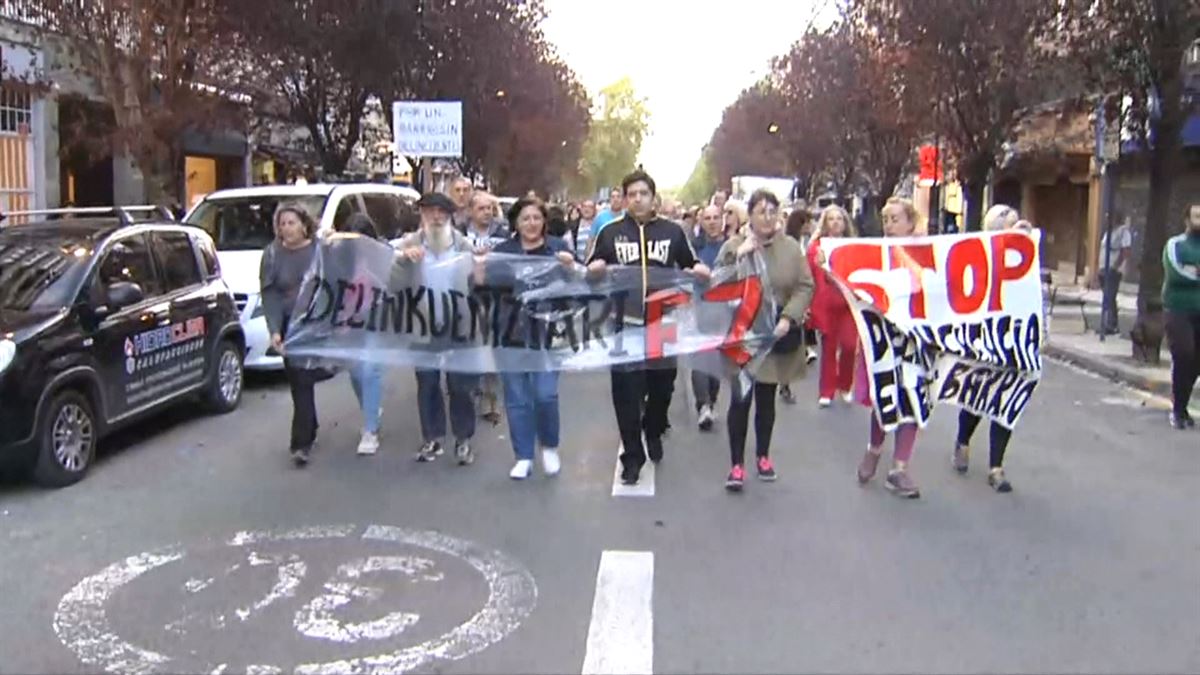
top-left (349, 363), bottom-right (383, 434)
top-left (415, 369), bottom-right (477, 442)
top-left (501, 372), bottom-right (561, 460)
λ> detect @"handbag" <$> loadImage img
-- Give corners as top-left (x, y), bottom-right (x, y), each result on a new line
top-left (770, 310), bottom-right (805, 355)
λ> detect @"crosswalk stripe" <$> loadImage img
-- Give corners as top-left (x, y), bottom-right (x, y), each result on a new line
top-left (582, 550), bottom-right (654, 675)
top-left (611, 444), bottom-right (655, 497)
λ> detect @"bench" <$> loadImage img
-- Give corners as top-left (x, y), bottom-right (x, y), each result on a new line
top-left (1043, 270), bottom-right (1089, 331)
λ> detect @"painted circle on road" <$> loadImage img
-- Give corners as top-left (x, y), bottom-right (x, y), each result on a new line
top-left (53, 525), bottom-right (537, 674)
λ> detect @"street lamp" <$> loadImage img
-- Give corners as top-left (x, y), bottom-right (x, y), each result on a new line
top-left (495, 89), bottom-right (506, 99)
top-left (767, 122), bottom-right (780, 135)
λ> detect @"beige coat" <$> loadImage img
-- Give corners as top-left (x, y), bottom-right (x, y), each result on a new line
top-left (717, 231), bottom-right (814, 384)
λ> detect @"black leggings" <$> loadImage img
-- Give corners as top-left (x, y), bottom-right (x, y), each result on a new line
top-left (956, 410), bottom-right (1011, 469)
top-left (727, 382), bottom-right (778, 466)
top-left (1166, 310), bottom-right (1200, 415)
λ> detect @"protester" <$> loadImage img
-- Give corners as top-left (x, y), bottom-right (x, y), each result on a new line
top-left (447, 176), bottom-right (474, 231)
top-left (463, 192), bottom-right (510, 249)
top-left (781, 207), bottom-right (818, 403)
top-left (547, 204), bottom-right (574, 253)
top-left (461, 192), bottom-right (510, 424)
top-left (723, 200), bottom-right (746, 238)
top-left (682, 207), bottom-right (699, 237)
top-left (692, 204), bottom-right (727, 431)
top-left (394, 192), bottom-right (479, 465)
top-left (571, 199), bottom-right (597, 260)
top-left (950, 205), bottom-right (1036, 492)
top-left (587, 170), bottom-right (711, 485)
top-left (260, 203), bottom-right (321, 466)
top-left (1098, 214), bottom-right (1134, 335)
top-left (474, 198), bottom-right (577, 479)
top-left (338, 213), bottom-right (387, 455)
top-left (855, 197), bottom-right (925, 498)
top-left (589, 188), bottom-right (625, 246)
top-left (567, 203), bottom-right (582, 223)
top-left (1163, 203), bottom-right (1200, 430)
top-left (716, 190), bottom-right (813, 491)
top-left (808, 205), bottom-right (858, 408)
top-left (711, 189), bottom-right (729, 211)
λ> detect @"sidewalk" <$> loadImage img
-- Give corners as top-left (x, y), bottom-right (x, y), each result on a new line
top-left (1042, 282), bottom-right (1187, 398)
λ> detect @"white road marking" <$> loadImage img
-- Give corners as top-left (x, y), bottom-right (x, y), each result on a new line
top-left (611, 444), bottom-right (656, 497)
top-left (55, 525), bottom-right (537, 675)
top-left (582, 550), bottom-right (654, 675)
top-left (294, 556), bottom-right (441, 643)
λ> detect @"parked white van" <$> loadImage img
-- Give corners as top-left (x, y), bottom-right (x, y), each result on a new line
top-left (184, 183), bottom-right (421, 370)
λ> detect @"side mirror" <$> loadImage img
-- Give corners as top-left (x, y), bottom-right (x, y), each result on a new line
top-left (105, 282), bottom-right (144, 311)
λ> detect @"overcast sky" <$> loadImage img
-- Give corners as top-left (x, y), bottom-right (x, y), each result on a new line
top-left (541, 0), bottom-right (838, 189)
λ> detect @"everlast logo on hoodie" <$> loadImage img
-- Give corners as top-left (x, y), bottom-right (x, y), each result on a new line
top-left (614, 238), bottom-right (672, 265)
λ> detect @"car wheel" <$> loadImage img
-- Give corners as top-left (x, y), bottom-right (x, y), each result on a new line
top-left (205, 340), bottom-right (244, 414)
top-left (33, 390), bottom-right (96, 488)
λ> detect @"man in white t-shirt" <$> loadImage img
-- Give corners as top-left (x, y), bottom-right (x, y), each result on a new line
top-left (1098, 217), bottom-right (1134, 335)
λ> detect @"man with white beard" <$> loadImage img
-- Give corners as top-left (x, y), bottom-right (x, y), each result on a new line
top-left (393, 192), bottom-right (480, 465)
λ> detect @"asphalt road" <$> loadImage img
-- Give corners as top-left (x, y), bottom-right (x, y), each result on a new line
top-left (0, 360), bottom-right (1197, 674)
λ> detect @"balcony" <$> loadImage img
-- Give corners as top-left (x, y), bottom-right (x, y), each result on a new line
top-left (0, 0), bottom-right (43, 27)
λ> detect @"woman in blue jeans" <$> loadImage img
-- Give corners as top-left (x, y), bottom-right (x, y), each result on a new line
top-left (474, 197), bottom-right (578, 479)
top-left (340, 213), bottom-right (385, 455)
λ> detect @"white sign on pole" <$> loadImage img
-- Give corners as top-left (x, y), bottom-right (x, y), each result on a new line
top-left (393, 101), bottom-right (463, 158)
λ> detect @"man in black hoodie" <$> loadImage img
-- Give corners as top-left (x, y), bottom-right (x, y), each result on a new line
top-left (587, 170), bottom-right (711, 485)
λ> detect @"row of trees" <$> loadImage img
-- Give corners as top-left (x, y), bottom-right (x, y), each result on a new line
top-left (24, 0), bottom-right (592, 200)
top-left (703, 0), bottom-right (1197, 359)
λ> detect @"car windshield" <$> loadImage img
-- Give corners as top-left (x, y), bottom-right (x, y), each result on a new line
top-left (0, 227), bottom-right (96, 312)
top-left (185, 194), bottom-right (328, 251)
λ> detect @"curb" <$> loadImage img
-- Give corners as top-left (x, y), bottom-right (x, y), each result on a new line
top-left (1043, 341), bottom-right (1172, 397)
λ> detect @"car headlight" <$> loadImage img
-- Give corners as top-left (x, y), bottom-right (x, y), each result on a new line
top-left (0, 340), bottom-right (15, 374)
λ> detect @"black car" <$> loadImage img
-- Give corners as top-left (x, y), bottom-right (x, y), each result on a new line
top-left (0, 218), bottom-right (245, 487)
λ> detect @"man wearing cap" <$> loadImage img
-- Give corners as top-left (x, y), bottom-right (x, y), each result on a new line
top-left (393, 192), bottom-right (480, 465)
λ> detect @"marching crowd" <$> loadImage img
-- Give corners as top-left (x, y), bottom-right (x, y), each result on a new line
top-left (259, 168), bottom-right (1200, 499)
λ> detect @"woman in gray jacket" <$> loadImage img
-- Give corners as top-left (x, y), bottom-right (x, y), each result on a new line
top-left (715, 189), bottom-right (814, 491)
top-left (260, 203), bottom-right (320, 466)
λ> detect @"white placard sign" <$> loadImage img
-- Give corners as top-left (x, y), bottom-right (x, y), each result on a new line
top-left (393, 101), bottom-right (463, 157)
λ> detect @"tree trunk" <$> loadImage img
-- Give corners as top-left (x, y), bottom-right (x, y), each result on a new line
top-left (1130, 76), bottom-right (1186, 365)
top-left (961, 156), bottom-right (991, 232)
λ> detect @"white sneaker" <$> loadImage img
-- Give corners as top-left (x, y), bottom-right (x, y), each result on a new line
top-left (841, 390), bottom-right (855, 404)
top-left (510, 459), bottom-right (533, 480)
top-left (356, 431), bottom-right (380, 455)
top-left (698, 405), bottom-right (714, 431)
top-left (541, 448), bottom-right (561, 476)
top-left (818, 397), bottom-right (832, 408)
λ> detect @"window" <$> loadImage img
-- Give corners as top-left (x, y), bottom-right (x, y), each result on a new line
top-left (0, 87), bottom-right (32, 135)
top-left (361, 193), bottom-right (407, 239)
top-left (1188, 40), bottom-right (1200, 66)
top-left (150, 232), bottom-right (202, 291)
top-left (195, 234), bottom-right (220, 279)
top-left (332, 195), bottom-right (364, 232)
top-left (184, 194), bottom-right (327, 251)
top-left (96, 235), bottom-right (162, 299)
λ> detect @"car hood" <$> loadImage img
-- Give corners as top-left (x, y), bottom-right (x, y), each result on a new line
top-left (216, 250), bottom-right (265, 295)
top-left (0, 308), bottom-right (67, 343)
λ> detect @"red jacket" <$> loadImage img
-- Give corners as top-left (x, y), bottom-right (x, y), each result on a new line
top-left (806, 237), bottom-right (852, 333)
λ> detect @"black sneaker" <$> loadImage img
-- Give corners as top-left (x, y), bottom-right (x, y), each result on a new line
top-left (291, 446), bottom-right (310, 467)
top-left (646, 436), bottom-right (664, 463)
top-left (620, 465), bottom-right (640, 485)
top-left (1170, 411), bottom-right (1195, 430)
top-left (415, 440), bottom-right (443, 462)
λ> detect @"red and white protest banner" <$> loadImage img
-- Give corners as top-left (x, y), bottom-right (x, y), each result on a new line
top-left (820, 230), bottom-right (1045, 430)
